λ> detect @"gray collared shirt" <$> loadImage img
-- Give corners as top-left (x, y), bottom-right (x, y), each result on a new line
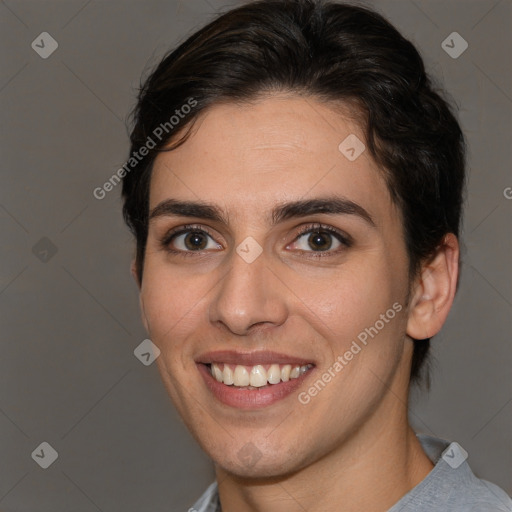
top-left (188, 434), bottom-right (512, 511)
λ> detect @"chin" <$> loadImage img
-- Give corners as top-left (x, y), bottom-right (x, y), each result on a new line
top-left (218, 457), bottom-right (297, 480)
top-left (207, 440), bottom-right (310, 480)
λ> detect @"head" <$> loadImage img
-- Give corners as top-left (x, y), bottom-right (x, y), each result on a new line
top-left (122, 0), bottom-right (464, 477)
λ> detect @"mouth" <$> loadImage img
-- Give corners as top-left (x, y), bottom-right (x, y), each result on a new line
top-left (196, 350), bottom-right (316, 409)
top-left (207, 362), bottom-right (313, 388)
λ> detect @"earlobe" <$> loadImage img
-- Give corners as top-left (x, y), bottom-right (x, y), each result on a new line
top-left (139, 293), bottom-right (150, 333)
top-left (406, 233), bottom-right (459, 341)
top-left (130, 259), bottom-right (149, 332)
top-left (130, 259), bottom-right (141, 289)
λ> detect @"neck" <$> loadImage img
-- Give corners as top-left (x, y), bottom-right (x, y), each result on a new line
top-left (215, 383), bottom-right (434, 512)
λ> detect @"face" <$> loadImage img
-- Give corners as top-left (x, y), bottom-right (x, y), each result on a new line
top-left (139, 95), bottom-right (414, 478)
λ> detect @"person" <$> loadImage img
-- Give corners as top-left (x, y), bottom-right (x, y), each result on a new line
top-left (121, 1), bottom-right (512, 510)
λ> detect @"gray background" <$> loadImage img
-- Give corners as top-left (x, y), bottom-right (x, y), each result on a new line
top-left (0, 0), bottom-right (510, 510)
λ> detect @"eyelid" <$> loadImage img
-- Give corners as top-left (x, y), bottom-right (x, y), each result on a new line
top-left (159, 222), bottom-right (352, 257)
top-left (161, 223), bottom-right (215, 242)
top-left (287, 222), bottom-right (352, 256)
top-left (160, 223), bottom-right (221, 251)
top-left (293, 223), bottom-right (352, 244)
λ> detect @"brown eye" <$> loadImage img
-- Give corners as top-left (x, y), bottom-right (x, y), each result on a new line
top-left (183, 232), bottom-right (208, 250)
top-left (287, 224), bottom-right (351, 257)
top-left (307, 231), bottom-right (333, 251)
top-left (292, 230), bottom-right (343, 253)
top-left (163, 226), bottom-right (222, 254)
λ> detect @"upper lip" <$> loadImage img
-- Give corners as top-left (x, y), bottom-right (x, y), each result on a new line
top-left (196, 350), bottom-right (316, 367)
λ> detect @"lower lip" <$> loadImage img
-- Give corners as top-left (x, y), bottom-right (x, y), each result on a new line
top-left (197, 363), bottom-right (314, 409)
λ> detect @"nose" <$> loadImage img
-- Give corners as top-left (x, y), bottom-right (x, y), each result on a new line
top-left (208, 246), bottom-right (288, 336)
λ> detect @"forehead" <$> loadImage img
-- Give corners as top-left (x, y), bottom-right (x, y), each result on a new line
top-left (149, 95), bottom-right (392, 223)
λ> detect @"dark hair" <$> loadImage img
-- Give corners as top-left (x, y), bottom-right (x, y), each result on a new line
top-left (121, 0), bottom-right (466, 385)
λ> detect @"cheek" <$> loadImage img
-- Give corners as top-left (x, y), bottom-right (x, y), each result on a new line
top-left (298, 263), bottom-right (409, 405)
top-left (140, 261), bottom-right (208, 363)
top-left (296, 259), bottom-right (403, 344)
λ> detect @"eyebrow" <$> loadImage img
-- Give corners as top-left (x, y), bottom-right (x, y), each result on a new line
top-left (149, 196), bottom-right (375, 227)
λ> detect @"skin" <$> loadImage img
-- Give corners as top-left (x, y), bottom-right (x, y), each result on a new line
top-left (133, 94), bottom-right (459, 512)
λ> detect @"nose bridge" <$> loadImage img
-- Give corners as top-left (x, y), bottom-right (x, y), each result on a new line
top-left (209, 245), bottom-right (287, 335)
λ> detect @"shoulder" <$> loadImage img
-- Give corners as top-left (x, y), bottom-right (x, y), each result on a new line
top-left (188, 481), bottom-right (220, 512)
top-left (389, 435), bottom-right (512, 511)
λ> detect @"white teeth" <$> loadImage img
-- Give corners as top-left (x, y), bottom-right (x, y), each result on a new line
top-left (210, 362), bottom-right (313, 388)
top-left (233, 365), bottom-right (250, 386)
top-left (267, 364), bottom-right (281, 384)
top-left (281, 364), bottom-right (291, 382)
top-left (212, 364), bottom-right (223, 382)
top-left (222, 364), bottom-right (234, 385)
top-left (249, 365), bottom-right (267, 387)
top-left (290, 366), bottom-right (300, 379)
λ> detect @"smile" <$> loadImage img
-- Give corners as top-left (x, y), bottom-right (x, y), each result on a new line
top-left (209, 362), bottom-right (313, 388)
top-left (195, 350), bottom-right (316, 409)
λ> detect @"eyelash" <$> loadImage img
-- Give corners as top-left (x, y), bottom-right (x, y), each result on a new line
top-left (159, 223), bottom-right (352, 259)
top-left (160, 224), bottom-right (217, 259)
top-left (292, 224), bottom-right (352, 257)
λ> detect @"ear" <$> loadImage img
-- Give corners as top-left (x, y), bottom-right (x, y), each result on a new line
top-left (130, 259), bottom-right (141, 289)
top-left (130, 259), bottom-right (150, 332)
top-left (139, 293), bottom-right (150, 333)
top-left (406, 233), bottom-right (459, 340)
